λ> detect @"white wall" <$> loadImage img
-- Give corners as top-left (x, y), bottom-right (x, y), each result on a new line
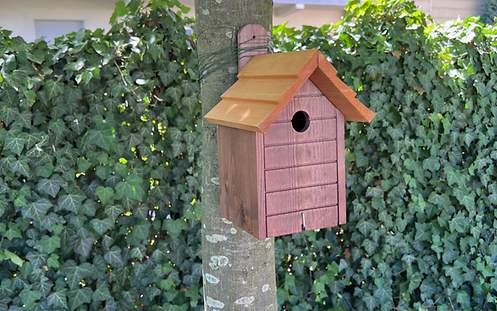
top-left (0, 0), bottom-right (115, 41)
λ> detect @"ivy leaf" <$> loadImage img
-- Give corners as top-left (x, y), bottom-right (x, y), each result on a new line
top-left (37, 177), bottom-right (62, 198)
top-left (9, 159), bottom-right (30, 177)
top-left (34, 235), bottom-right (61, 254)
top-left (110, 0), bottom-right (128, 24)
top-left (57, 194), bottom-right (84, 213)
top-left (104, 247), bottom-right (124, 268)
top-left (44, 80), bottom-right (64, 100)
top-left (90, 218), bottom-right (115, 235)
top-left (4, 133), bottom-right (26, 155)
top-left (63, 262), bottom-right (94, 289)
top-left (92, 282), bottom-right (111, 302)
top-left (83, 129), bottom-right (116, 152)
top-left (19, 288), bottom-right (41, 307)
top-left (2, 250), bottom-right (24, 267)
top-left (69, 288), bottom-right (92, 311)
top-left (23, 199), bottom-right (52, 223)
top-left (47, 291), bottom-right (68, 309)
top-left (96, 186), bottom-right (115, 205)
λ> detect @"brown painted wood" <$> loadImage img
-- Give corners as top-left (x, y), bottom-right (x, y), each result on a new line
top-left (266, 212), bottom-right (302, 237)
top-left (265, 162), bottom-right (337, 193)
top-left (264, 118), bottom-right (337, 146)
top-left (295, 79), bottom-right (322, 97)
top-left (264, 140), bottom-right (337, 170)
top-left (218, 126), bottom-right (265, 238)
top-left (238, 24), bottom-right (268, 69)
top-left (266, 204), bottom-right (338, 237)
top-left (336, 110), bottom-right (347, 225)
top-left (266, 184), bottom-right (338, 216)
top-left (303, 205), bottom-right (338, 231)
top-left (273, 96), bottom-right (336, 123)
top-left (255, 131), bottom-right (266, 238)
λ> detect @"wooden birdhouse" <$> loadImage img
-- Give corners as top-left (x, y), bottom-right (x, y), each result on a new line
top-left (204, 49), bottom-right (375, 239)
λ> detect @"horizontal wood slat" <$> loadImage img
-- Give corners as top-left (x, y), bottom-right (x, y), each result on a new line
top-left (273, 96), bottom-right (337, 123)
top-left (264, 118), bottom-right (337, 146)
top-left (303, 205), bottom-right (338, 231)
top-left (266, 212), bottom-right (302, 237)
top-left (266, 183), bottom-right (338, 216)
top-left (266, 205), bottom-right (338, 237)
top-left (264, 140), bottom-right (337, 170)
top-left (265, 162), bottom-right (337, 193)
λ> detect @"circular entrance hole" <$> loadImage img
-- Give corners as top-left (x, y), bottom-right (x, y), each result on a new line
top-left (291, 110), bottom-right (310, 133)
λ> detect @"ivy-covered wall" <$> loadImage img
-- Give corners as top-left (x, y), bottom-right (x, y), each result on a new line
top-left (2, 0), bottom-right (497, 310)
top-left (274, 0), bottom-right (497, 309)
top-left (0, 1), bottom-right (202, 310)
top-left (483, 0), bottom-right (497, 24)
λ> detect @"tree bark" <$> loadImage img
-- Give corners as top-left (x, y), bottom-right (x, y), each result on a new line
top-left (195, 1), bottom-right (276, 310)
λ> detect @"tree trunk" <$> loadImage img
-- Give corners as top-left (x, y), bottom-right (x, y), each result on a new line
top-left (195, 1), bottom-right (276, 310)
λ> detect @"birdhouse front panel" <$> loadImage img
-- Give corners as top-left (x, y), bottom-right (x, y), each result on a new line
top-left (205, 49), bottom-right (375, 240)
top-left (263, 80), bottom-right (346, 237)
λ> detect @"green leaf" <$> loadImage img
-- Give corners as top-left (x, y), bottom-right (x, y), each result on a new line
top-left (104, 247), bottom-right (124, 268)
top-left (2, 250), bottom-right (24, 267)
top-left (90, 218), bottom-right (115, 235)
top-left (45, 80), bottom-right (64, 100)
top-left (35, 235), bottom-right (61, 254)
top-left (96, 186), bottom-right (115, 205)
top-left (63, 262), bottom-right (94, 289)
top-left (37, 177), bottom-right (62, 198)
top-left (93, 282), bottom-right (111, 302)
top-left (19, 288), bottom-right (41, 307)
top-left (47, 291), bottom-right (68, 309)
top-left (10, 159), bottom-right (31, 177)
top-left (4, 133), bottom-right (26, 155)
top-left (110, 0), bottom-right (128, 24)
top-left (69, 288), bottom-right (92, 311)
top-left (57, 194), bottom-right (84, 213)
top-left (83, 129), bottom-right (116, 152)
top-left (23, 199), bottom-right (52, 222)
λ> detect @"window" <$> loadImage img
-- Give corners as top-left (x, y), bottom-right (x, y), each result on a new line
top-left (35, 20), bottom-right (84, 42)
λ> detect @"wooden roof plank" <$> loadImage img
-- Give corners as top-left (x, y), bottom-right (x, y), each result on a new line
top-left (204, 49), bottom-right (375, 132)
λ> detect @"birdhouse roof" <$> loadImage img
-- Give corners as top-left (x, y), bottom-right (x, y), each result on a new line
top-left (204, 49), bottom-right (375, 132)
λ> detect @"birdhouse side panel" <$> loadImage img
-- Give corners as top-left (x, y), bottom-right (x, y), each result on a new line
top-left (336, 110), bottom-right (346, 225)
top-left (263, 80), bottom-right (341, 236)
top-left (218, 126), bottom-right (266, 239)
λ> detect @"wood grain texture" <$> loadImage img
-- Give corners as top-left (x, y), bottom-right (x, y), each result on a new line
top-left (273, 97), bottom-right (336, 123)
top-left (238, 24), bottom-right (268, 69)
top-left (336, 110), bottom-right (347, 225)
top-left (204, 49), bottom-right (375, 132)
top-left (264, 140), bottom-right (337, 170)
top-left (295, 79), bottom-right (322, 96)
top-left (238, 49), bottom-right (318, 79)
top-left (266, 212), bottom-right (302, 237)
top-left (265, 162), bottom-right (337, 193)
top-left (266, 205), bottom-right (339, 237)
top-left (264, 118), bottom-right (337, 146)
top-left (218, 126), bottom-right (263, 238)
top-left (303, 205), bottom-right (338, 231)
top-left (266, 183), bottom-right (338, 216)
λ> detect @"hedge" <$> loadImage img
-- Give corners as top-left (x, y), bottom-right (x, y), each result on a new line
top-left (2, 0), bottom-right (497, 310)
top-left (274, 0), bottom-right (497, 309)
top-left (483, 0), bottom-right (497, 24)
top-left (0, 1), bottom-right (202, 310)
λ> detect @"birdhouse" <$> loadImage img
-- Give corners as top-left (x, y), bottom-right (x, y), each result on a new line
top-left (204, 49), bottom-right (375, 239)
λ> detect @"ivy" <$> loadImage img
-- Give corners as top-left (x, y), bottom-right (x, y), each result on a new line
top-left (483, 0), bottom-right (497, 24)
top-left (273, 0), bottom-right (497, 309)
top-left (0, 0), bottom-right (201, 310)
